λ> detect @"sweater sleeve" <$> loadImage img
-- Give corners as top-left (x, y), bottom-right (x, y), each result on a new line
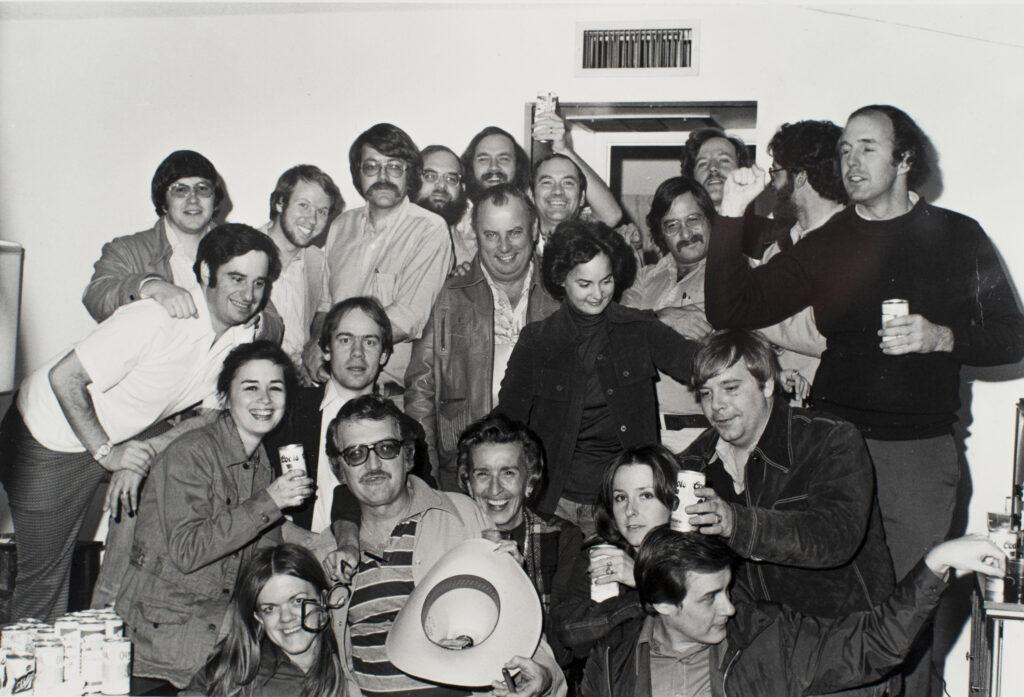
top-left (948, 224), bottom-right (1024, 366)
top-left (705, 216), bottom-right (817, 330)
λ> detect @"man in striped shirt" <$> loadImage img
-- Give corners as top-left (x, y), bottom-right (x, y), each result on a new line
top-left (326, 394), bottom-right (566, 696)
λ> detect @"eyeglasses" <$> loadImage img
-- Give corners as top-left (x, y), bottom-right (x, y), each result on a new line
top-left (661, 213), bottom-right (708, 237)
top-left (299, 584), bottom-right (351, 632)
top-left (360, 159), bottom-right (408, 178)
top-left (340, 438), bottom-right (406, 467)
top-left (168, 181), bottom-right (215, 199)
top-left (422, 169), bottom-right (462, 186)
top-left (767, 166), bottom-right (788, 178)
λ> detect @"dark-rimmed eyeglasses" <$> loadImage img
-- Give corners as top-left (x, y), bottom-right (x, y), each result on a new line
top-left (168, 182), bottom-right (214, 199)
top-left (360, 160), bottom-right (408, 178)
top-left (300, 584), bottom-right (351, 632)
top-left (422, 170), bottom-right (462, 186)
top-left (340, 438), bottom-right (406, 467)
top-left (767, 166), bottom-right (788, 179)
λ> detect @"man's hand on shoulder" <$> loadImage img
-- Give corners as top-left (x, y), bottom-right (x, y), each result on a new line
top-left (300, 337), bottom-right (329, 385)
top-left (721, 165), bottom-right (768, 218)
top-left (879, 314), bottom-right (954, 355)
top-left (139, 278), bottom-right (197, 319)
top-left (656, 307), bottom-right (713, 341)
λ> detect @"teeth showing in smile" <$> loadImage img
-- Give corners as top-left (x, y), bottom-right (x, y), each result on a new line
top-left (250, 409), bottom-right (275, 421)
top-left (495, 253), bottom-right (516, 264)
top-left (485, 499), bottom-right (510, 508)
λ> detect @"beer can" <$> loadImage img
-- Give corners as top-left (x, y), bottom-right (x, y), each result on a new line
top-left (96, 613), bottom-right (124, 639)
top-left (78, 620), bottom-right (106, 642)
top-left (5, 653), bottom-right (34, 695)
top-left (34, 639), bottom-right (64, 687)
top-left (670, 470), bottom-right (706, 533)
top-left (1, 625), bottom-right (34, 658)
top-left (588, 544), bottom-right (620, 603)
top-left (60, 627), bottom-right (82, 686)
top-left (279, 444), bottom-right (307, 476)
top-left (81, 634), bottom-right (105, 693)
top-left (881, 299), bottom-right (909, 341)
top-left (101, 637), bottom-right (131, 695)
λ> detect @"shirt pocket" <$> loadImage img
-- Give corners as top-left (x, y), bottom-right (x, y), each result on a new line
top-left (772, 493), bottom-right (809, 510)
top-left (611, 353), bottom-right (656, 386)
top-left (533, 368), bottom-right (571, 402)
top-left (371, 271), bottom-right (397, 307)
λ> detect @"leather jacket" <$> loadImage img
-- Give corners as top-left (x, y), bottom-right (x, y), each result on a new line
top-left (496, 302), bottom-right (698, 514)
top-left (677, 399), bottom-right (895, 617)
top-left (404, 256), bottom-right (559, 490)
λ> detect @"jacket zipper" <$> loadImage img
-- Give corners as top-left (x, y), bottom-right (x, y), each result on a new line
top-left (605, 645), bottom-right (612, 696)
top-left (721, 648), bottom-right (741, 697)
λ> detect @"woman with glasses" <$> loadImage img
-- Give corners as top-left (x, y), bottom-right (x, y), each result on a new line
top-left (114, 341), bottom-right (315, 689)
top-left (496, 220), bottom-right (699, 539)
top-left (184, 543), bottom-right (349, 697)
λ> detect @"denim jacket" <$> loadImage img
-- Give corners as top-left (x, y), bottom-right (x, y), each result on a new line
top-left (405, 256), bottom-right (560, 489)
top-left (114, 412), bottom-right (284, 687)
top-left (496, 302), bottom-right (698, 514)
top-left (677, 400), bottom-right (895, 617)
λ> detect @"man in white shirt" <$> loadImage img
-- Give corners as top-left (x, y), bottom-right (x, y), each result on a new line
top-left (0, 223), bottom-right (281, 622)
top-left (262, 165), bottom-right (344, 370)
top-left (302, 124), bottom-right (452, 400)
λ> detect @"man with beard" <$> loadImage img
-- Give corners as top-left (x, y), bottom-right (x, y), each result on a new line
top-left (621, 176), bottom-right (715, 452)
top-left (414, 145), bottom-right (472, 263)
top-left (752, 120), bottom-right (847, 391)
top-left (302, 124), bottom-right (452, 400)
top-left (263, 165), bottom-right (344, 368)
top-left (405, 184), bottom-right (560, 487)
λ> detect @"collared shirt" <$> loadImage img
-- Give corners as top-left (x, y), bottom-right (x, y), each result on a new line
top-left (639, 615), bottom-right (713, 697)
top-left (18, 285), bottom-right (258, 452)
top-left (481, 262), bottom-right (533, 405)
top-left (311, 379), bottom-right (364, 533)
top-left (322, 198), bottom-right (453, 388)
top-left (621, 255), bottom-right (705, 417)
top-left (259, 222), bottom-right (329, 365)
top-left (711, 409), bottom-right (771, 496)
top-left (164, 221), bottom-right (202, 291)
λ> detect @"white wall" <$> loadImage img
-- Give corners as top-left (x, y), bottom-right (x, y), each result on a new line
top-left (2, 3), bottom-right (1023, 693)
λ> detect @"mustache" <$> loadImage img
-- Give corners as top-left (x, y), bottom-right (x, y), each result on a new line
top-left (360, 471), bottom-right (391, 484)
top-left (675, 235), bottom-right (705, 251)
top-left (367, 181), bottom-right (401, 196)
top-left (483, 171), bottom-right (508, 182)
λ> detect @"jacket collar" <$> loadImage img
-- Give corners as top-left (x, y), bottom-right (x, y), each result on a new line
top-left (679, 398), bottom-right (792, 475)
top-left (405, 474), bottom-right (464, 520)
top-left (153, 217), bottom-right (174, 264)
top-left (214, 411), bottom-right (263, 468)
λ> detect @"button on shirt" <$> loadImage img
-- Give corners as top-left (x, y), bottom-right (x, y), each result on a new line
top-left (481, 262), bottom-right (533, 405)
top-left (639, 615), bottom-right (713, 697)
top-left (311, 380), bottom-right (364, 533)
top-left (18, 285), bottom-right (258, 452)
top-left (321, 198), bottom-right (453, 388)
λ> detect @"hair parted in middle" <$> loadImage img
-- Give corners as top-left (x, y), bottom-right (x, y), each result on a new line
top-left (268, 164), bottom-right (345, 225)
top-left (348, 122), bottom-right (423, 199)
top-left (645, 176), bottom-right (716, 255)
top-left (594, 444), bottom-right (680, 552)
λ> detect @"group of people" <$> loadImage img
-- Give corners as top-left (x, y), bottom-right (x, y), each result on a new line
top-left (0, 102), bottom-right (1021, 697)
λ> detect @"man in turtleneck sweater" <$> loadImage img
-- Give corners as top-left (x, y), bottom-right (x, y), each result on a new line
top-left (704, 104), bottom-right (1024, 697)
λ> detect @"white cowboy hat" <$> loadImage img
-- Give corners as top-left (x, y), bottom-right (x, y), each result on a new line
top-left (386, 538), bottom-right (542, 687)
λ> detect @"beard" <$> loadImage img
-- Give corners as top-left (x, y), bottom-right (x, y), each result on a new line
top-left (772, 177), bottom-right (798, 228)
top-left (419, 192), bottom-right (469, 227)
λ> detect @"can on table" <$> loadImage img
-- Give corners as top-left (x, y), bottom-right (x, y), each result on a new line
top-left (34, 638), bottom-right (64, 687)
top-left (96, 613), bottom-right (124, 639)
top-left (81, 633), bottom-right (105, 694)
top-left (671, 470), bottom-right (706, 533)
top-left (101, 637), bottom-right (131, 695)
top-left (5, 653), bottom-right (34, 695)
top-left (1, 625), bottom-right (35, 658)
top-left (881, 299), bottom-right (909, 341)
top-left (588, 544), bottom-right (620, 603)
top-left (278, 444), bottom-right (307, 476)
top-left (78, 620), bottom-right (106, 642)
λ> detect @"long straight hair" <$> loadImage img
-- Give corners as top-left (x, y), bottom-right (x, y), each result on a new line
top-left (196, 544), bottom-right (344, 697)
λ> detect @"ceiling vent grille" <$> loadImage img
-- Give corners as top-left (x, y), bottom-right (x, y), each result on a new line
top-left (576, 21), bottom-right (699, 77)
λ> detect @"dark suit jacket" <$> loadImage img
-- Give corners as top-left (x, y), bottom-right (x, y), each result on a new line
top-left (265, 384), bottom-right (326, 531)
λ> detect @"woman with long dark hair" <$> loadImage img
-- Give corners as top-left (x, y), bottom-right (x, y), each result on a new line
top-left (185, 543), bottom-right (347, 697)
top-left (496, 220), bottom-right (697, 538)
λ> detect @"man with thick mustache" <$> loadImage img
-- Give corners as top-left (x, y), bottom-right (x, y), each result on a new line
top-left (414, 144), bottom-right (473, 264)
top-left (302, 124), bottom-right (452, 400)
top-left (262, 165), bottom-right (344, 368)
top-left (621, 176), bottom-right (715, 452)
top-left (705, 105), bottom-right (1024, 695)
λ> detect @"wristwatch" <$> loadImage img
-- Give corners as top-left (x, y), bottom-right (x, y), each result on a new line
top-left (93, 441), bottom-right (113, 463)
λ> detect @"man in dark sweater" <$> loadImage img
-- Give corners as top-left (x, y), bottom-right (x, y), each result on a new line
top-left (704, 104), bottom-right (1024, 695)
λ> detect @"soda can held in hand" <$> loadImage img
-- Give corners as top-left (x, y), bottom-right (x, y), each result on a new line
top-left (279, 444), bottom-right (307, 477)
top-left (671, 470), bottom-right (706, 532)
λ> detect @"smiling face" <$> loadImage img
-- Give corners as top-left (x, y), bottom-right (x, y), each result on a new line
top-left (359, 144), bottom-right (409, 211)
top-left (164, 175), bottom-right (215, 234)
top-left (467, 442), bottom-right (530, 531)
top-left (660, 192), bottom-right (711, 269)
top-left (277, 179), bottom-right (333, 249)
top-left (654, 568), bottom-right (735, 645)
top-left (326, 307), bottom-right (388, 393)
top-left (417, 150), bottom-right (466, 225)
top-left (693, 138), bottom-right (739, 206)
top-left (698, 360), bottom-right (773, 451)
top-left (532, 157), bottom-right (584, 231)
top-left (255, 573), bottom-right (321, 669)
top-left (202, 250), bottom-right (270, 335)
top-left (563, 252), bottom-right (614, 316)
top-left (475, 197), bottom-right (535, 285)
top-left (472, 134), bottom-right (518, 190)
top-left (839, 111), bottom-right (908, 208)
top-left (227, 359), bottom-right (287, 452)
top-left (611, 463), bottom-right (672, 550)
top-left (335, 416), bottom-right (411, 510)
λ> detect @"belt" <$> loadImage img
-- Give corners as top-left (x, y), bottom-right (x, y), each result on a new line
top-left (661, 413), bottom-right (710, 431)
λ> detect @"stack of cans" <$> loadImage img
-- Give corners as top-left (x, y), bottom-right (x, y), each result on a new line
top-left (0, 609), bottom-right (131, 696)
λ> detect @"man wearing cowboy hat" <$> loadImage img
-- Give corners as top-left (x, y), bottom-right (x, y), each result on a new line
top-left (325, 394), bottom-right (566, 696)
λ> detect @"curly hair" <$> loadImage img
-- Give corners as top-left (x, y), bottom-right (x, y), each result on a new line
top-left (768, 121), bottom-right (847, 205)
top-left (594, 445), bottom-right (680, 552)
top-left (645, 176), bottom-right (716, 255)
top-left (680, 128), bottom-right (752, 179)
top-left (460, 126), bottom-right (531, 201)
top-left (455, 414), bottom-right (545, 505)
top-left (847, 105), bottom-right (933, 192)
top-left (348, 123), bottom-right (423, 199)
top-left (541, 219), bottom-right (636, 302)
